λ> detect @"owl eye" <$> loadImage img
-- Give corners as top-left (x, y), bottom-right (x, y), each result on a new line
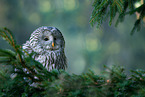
top-left (44, 38), bottom-right (49, 41)
top-left (54, 37), bottom-right (57, 40)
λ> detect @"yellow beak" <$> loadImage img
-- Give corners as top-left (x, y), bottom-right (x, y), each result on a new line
top-left (52, 42), bottom-right (54, 47)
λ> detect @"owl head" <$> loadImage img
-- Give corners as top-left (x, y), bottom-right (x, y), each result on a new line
top-left (29, 26), bottom-right (65, 54)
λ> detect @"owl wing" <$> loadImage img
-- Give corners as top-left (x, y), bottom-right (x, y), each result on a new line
top-left (22, 41), bottom-right (33, 55)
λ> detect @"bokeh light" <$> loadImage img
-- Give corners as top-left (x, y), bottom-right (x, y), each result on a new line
top-left (0, 0), bottom-right (145, 74)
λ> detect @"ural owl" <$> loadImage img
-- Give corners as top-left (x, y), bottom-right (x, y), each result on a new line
top-left (22, 26), bottom-right (67, 71)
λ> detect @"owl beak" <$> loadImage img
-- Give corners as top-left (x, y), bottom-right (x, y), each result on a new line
top-left (52, 42), bottom-right (54, 47)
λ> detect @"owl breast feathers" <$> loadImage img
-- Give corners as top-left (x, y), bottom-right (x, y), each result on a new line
top-left (22, 26), bottom-right (67, 71)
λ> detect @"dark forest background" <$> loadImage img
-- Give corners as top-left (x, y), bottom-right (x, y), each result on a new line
top-left (0, 0), bottom-right (145, 75)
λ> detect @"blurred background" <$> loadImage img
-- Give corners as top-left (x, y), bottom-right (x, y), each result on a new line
top-left (0, 0), bottom-right (145, 74)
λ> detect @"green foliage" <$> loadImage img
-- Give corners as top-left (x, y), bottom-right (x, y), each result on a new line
top-left (0, 28), bottom-right (145, 96)
top-left (90, 0), bottom-right (145, 34)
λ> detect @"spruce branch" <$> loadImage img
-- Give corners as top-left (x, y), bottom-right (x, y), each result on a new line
top-left (0, 28), bottom-right (145, 96)
top-left (0, 28), bottom-right (48, 82)
top-left (0, 28), bottom-right (22, 63)
top-left (90, 0), bottom-right (145, 34)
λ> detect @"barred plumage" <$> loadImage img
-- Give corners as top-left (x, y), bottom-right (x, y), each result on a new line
top-left (22, 26), bottom-right (67, 71)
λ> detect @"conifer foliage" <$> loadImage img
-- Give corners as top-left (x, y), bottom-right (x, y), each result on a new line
top-left (90, 0), bottom-right (145, 34)
top-left (0, 28), bottom-right (145, 96)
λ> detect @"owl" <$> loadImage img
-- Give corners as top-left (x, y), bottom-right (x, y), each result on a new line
top-left (22, 26), bottom-right (67, 71)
